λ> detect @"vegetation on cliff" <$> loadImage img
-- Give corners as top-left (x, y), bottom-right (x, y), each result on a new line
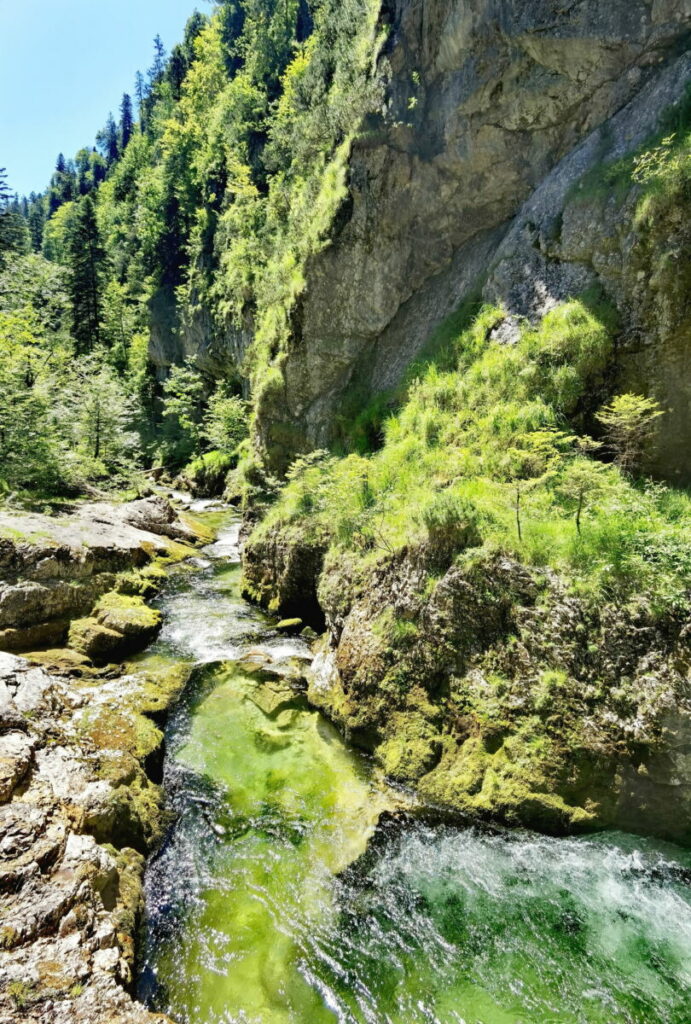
top-left (252, 298), bottom-right (691, 613)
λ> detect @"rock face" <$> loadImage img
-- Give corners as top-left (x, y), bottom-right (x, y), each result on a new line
top-left (245, 541), bottom-right (691, 844)
top-left (255, 0), bottom-right (691, 475)
top-left (0, 650), bottom-right (186, 1023)
top-left (241, 531), bottom-right (327, 629)
top-left (0, 498), bottom-right (194, 656)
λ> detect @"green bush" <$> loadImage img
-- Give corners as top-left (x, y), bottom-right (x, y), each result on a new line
top-left (417, 492), bottom-right (481, 564)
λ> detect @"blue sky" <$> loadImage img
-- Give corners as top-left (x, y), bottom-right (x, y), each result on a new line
top-left (0, 0), bottom-right (204, 196)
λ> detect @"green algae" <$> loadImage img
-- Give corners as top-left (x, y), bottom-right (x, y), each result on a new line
top-left (146, 663), bottom-right (394, 1024)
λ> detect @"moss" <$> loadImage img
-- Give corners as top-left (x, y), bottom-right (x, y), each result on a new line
top-left (275, 617), bottom-right (303, 632)
top-left (378, 711), bottom-right (442, 780)
top-left (418, 726), bottom-right (599, 834)
top-left (78, 703), bottom-right (163, 763)
top-left (179, 450), bottom-right (236, 497)
top-left (94, 592), bottom-right (163, 635)
top-left (68, 617), bottom-right (125, 659)
top-left (112, 847), bottom-right (146, 961)
top-left (116, 562), bottom-right (168, 599)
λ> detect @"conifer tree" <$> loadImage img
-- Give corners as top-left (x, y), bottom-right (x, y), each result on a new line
top-left (48, 154), bottom-right (77, 214)
top-left (67, 196), bottom-right (104, 353)
top-left (134, 71), bottom-right (148, 131)
top-left (97, 114), bottom-right (120, 167)
top-left (27, 195), bottom-right (46, 251)
top-left (120, 93), bottom-right (134, 150)
top-left (0, 169), bottom-right (30, 264)
top-left (149, 35), bottom-right (167, 86)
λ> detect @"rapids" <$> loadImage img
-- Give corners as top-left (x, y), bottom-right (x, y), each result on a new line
top-left (135, 510), bottom-right (691, 1024)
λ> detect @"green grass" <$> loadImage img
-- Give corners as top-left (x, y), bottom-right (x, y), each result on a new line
top-left (252, 298), bottom-right (691, 614)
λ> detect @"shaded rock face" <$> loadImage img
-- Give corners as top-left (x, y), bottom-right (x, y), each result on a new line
top-left (148, 281), bottom-right (252, 379)
top-left (255, 0), bottom-right (691, 473)
top-left (242, 532), bottom-right (327, 631)
top-left (0, 651), bottom-right (182, 1024)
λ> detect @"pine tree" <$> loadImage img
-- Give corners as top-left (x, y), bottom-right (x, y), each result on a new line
top-left (27, 195), bottom-right (46, 251)
top-left (97, 114), bottom-right (119, 167)
top-left (48, 153), bottom-right (78, 214)
top-left (166, 44), bottom-right (187, 100)
top-left (120, 93), bottom-right (134, 150)
top-left (134, 71), bottom-right (148, 131)
top-left (67, 196), bottom-right (104, 353)
top-left (149, 34), bottom-right (167, 86)
top-left (0, 169), bottom-right (30, 265)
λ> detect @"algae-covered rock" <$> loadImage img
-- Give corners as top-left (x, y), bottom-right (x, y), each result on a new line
top-left (68, 595), bottom-right (162, 661)
top-left (68, 618), bottom-right (126, 660)
top-left (95, 593), bottom-right (162, 641)
top-left (275, 617), bottom-right (303, 634)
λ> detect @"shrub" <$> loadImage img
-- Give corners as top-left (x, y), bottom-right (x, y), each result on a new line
top-left (417, 492), bottom-right (481, 564)
top-left (596, 393), bottom-right (664, 474)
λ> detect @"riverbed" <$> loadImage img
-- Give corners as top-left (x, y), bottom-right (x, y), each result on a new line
top-left (134, 511), bottom-right (691, 1024)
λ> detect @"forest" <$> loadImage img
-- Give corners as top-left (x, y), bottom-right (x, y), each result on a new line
top-left (0, 0), bottom-right (379, 498)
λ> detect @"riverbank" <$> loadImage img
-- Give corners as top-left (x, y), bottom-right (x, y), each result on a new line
top-left (0, 495), bottom-right (206, 1023)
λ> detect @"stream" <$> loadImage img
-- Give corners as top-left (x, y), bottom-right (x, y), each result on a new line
top-left (133, 509), bottom-right (691, 1024)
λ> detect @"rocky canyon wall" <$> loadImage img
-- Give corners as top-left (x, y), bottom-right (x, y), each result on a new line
top-left (255, 0), bottom-right (691, 477)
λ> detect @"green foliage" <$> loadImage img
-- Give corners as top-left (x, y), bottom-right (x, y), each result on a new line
top-left (254, 299), bottom-right (691, 613)
top-left (202, 387), bottom-right (248, 454)
top-left (0, 252), bottom-right (146, 497)
top-left (596, 393), bottom-right (664, 475)
top-left (67, 195), bottom-right (105, 353)
top-left (417, 492), bottom-right (481, 564)
top-left (160, 361), bottom-right (207, 466)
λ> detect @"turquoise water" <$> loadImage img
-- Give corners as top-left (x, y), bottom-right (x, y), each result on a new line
top-left (137, 514), bottom-right (691, 1024)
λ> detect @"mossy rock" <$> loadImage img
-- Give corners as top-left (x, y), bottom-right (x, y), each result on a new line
top-left (95, 593), bottom-right (163, 639)
top-left (379, 711), bottom-right (443, 780)
top-left (68, 617), bottom-right (127, 660)
top-left (78, 704), bottom-right (163, 764)
top-left (418, 731), bottom-right (598, 834)
top-left (24, 647), bottom-right (94, 677)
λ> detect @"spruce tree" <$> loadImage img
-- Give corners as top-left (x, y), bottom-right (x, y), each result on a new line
top-left (134, 71), bottom-right (148, 131)
top-left (97, 114), bottom-right (120, 167)
top-left (0, 169), bottom-right (30, 264)
top-left (149, 35), bottom-right (167, 86)
top-left (120, 93), bottom-right (134, 150)
top-left (67, 196), bottom-right (104, 353)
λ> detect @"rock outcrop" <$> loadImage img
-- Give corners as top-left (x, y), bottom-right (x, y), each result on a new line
top-left (0, 650), bottom-right (188, 1023)
top-left (243, 539), bottom-right (691, 844)
top-left (254, 0), bottom-right (691, 476)
top-left (0, 498), bottom-right (195, 656)
top-left (0, 497), bottom-right (204, 1022)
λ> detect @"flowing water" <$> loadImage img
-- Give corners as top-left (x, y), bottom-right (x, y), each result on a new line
top-left (136, 510), bottom-right (691, 1024)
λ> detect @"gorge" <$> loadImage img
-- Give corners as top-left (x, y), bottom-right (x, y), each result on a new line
top-left (1, 0), bottom-right (691, 1022)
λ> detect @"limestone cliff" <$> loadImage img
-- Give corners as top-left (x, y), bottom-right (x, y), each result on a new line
top-left (254, 0), bottom-right (691, 477)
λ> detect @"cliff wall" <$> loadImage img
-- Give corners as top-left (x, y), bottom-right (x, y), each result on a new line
top-left (254, 0), bottom-right (691, 476)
